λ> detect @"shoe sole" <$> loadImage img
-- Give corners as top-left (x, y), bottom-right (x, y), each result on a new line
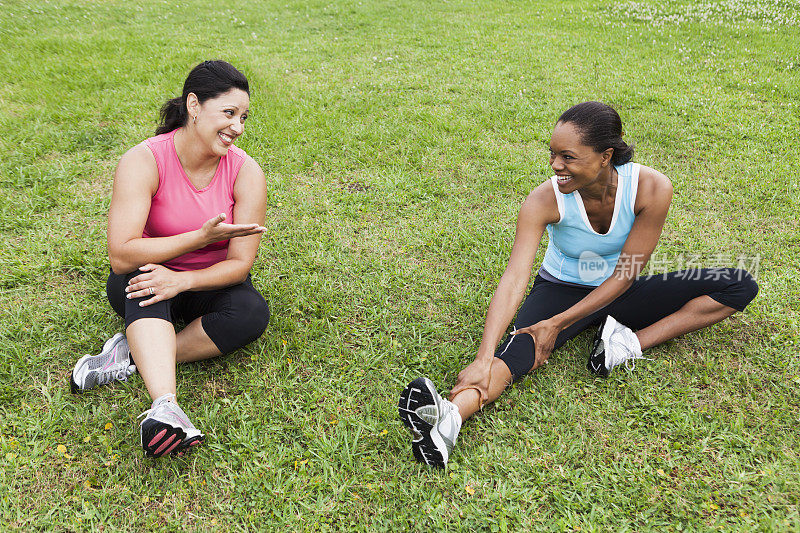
top-left (69, 333), bottom-right (129, 394)
top-left (587, 317), bottom-right (611, 378)
top-left (398, 377), bottom-right (447, 468)
top-left (174, 435), bottom-right (205, 457)
top-left (140, 419), bottom-right (188, 458)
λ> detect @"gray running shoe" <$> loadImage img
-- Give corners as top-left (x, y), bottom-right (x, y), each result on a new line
top-left (398, 377), bottom-right (462, 468)
top-left (70, 333), bottom-right (136, 393)
top-left (588, 315), bottom-right (645, 377)
top-left (139, 394), bottom-right (204, 458)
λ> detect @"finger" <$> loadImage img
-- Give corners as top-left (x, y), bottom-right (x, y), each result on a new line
top-left (140, 263), bottom-right (158, 272)
top-left (138, 294), bottom-right (163, 307)
top-left (532, 336), bottom-right (544, 369)
top-left (218, 223), bottom-right (261, 233)
top-left (232, 228), bottom-right (268, 238)
top-left (126, 287), bottom-right (153, 299)
top-left (127, 274), bottom-right (153, 288)
top-left (449, 384), bottom-right (487, 403)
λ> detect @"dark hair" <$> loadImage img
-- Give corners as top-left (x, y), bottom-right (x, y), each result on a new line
top-left (557, 101), bottom-right (634, 165)
top-left (156, 60), bottom-right (250, 135)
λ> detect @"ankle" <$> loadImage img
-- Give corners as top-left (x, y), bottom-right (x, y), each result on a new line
top-left (151, 392), bottom-right (177, 407)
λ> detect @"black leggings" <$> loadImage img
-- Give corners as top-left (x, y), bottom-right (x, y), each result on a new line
top-left (106, 269), bottom-right (270, 355)
top-left (496, 268), bottom-right (758, 380)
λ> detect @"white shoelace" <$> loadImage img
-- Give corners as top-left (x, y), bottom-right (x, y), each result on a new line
top-left (605, 339), bottom-right (650, 371)
top-left (97, 364), bottom-right (137, 385)
top-left (137, 393), bottom-right (177, 421)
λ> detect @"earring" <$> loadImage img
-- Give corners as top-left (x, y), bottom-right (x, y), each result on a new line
top-left (192, 115), bottom-right (197, 124)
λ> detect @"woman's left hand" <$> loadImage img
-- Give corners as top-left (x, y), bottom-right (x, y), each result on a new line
top-left (511, 318), bottom-right (562, 370)
top-left (126, 264), bottom-right (188, 307)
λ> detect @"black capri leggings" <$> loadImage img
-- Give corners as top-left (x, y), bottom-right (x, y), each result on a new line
top-left (496, 268), bottom-right (758, 380)
top-left (107, 269), bottom-right (270, 355)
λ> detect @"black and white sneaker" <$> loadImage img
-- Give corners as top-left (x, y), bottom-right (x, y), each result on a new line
top-left (398, 377), bottom-right (462, 468)
top-left (588, 315), bottom-right (644, 377)
top-left (70, 333), bottom-right (136, 393)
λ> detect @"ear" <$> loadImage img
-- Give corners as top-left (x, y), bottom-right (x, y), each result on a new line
top-left (600, 147), bottom-right (614, 167)
top-left (185, 92), bottom-right (200, 120)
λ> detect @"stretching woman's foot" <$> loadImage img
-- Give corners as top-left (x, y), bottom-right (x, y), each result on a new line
top-left (70, 333), bottom-right (136, 393)
top-left (588, 315), bottom-right (644, 377)
top-left (398, 377), bottom-right (462, 468)
top-left (139, 393), bottom-right (204, 458)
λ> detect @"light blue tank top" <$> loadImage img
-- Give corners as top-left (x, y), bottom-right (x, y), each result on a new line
top-left (540, 162), bottom-right (640, 286)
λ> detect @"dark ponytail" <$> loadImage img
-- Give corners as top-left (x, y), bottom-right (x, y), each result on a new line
top-left (156, 60), bottom-right (250, 135)
top-left (557, 101), bottom-right (634, 165)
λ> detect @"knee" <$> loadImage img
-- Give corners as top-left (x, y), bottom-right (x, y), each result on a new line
top-left (236, 294), bottom-right (270, 341)
top-left (723, 269), bottom-right (759, 311)
top-left (733, 269), bottom-right (759, 306)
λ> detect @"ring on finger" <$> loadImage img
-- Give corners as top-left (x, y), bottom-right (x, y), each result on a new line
top-left (149, 287), bottom-right (154, 295)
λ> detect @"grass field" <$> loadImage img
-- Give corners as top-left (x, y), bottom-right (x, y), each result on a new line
top-left (1, 0), bottom-right (799, 530)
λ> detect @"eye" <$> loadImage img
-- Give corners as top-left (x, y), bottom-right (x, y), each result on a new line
top-left (241, 114), bottom-right (248, 122)
top-left (563, 155), bottom-right (574, 160)
top-left (224, 110), bottom-right (234, 116)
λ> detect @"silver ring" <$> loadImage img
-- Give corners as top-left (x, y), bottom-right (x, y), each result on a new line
top-left (149, 287), bottom-right (154, 295)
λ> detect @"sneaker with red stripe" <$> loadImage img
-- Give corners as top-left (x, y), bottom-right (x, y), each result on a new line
top-left (138, 394), bottom-right (204, 458)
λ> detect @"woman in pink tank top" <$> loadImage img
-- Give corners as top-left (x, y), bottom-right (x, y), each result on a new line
top-left (69, 61), bottom-right (270, 458)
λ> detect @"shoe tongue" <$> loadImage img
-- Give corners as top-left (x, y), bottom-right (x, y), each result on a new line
top-left (151, 393), bottom-right (176, 409)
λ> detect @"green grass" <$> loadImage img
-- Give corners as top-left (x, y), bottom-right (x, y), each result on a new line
top-left (1, 0), bottom-right (799, 530)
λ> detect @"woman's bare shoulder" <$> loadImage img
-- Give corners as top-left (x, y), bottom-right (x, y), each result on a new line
top-left (635, 164), bottom-right (673, 212)
top-left (114, 142), bottom-right (159, 192)
top-left (519, 178), bottom-right (560, 226)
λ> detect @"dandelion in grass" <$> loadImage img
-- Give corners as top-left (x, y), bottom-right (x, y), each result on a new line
top-left (56, 444), bottom-right (67, 454)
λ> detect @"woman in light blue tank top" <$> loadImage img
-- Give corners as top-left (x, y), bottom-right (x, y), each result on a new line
top-left (399, 102), bottom-right (758, 468)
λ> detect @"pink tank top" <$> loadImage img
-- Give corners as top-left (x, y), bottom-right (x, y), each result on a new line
top-left (142, 129), bottom-right (247, 271)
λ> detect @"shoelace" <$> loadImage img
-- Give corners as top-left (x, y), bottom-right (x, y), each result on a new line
top-left (137, 393), bottom-right (177, 422)
top-left (605, 339), bottom-right (650, 371)
top-left (97, 364), bottom-right (137, 385)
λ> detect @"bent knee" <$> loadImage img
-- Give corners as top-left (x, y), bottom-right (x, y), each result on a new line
top-left (733, 269), bottom-right (759, 308)
top-left (235, 295), bottom-right (270, 341)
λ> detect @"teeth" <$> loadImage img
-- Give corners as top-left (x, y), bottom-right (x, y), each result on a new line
top-left (219, 133), bottom-right (233, 143)
top-left (557, 175), bottom-right (572, 182)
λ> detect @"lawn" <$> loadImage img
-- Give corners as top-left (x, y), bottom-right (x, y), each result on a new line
top-left (1, 0), bottom-right (799, 530)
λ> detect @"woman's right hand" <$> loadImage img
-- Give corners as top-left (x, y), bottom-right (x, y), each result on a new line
top-left (449, 358), bottom-right (493, 405)
top-left (200, 213), bottom-right (267, 244)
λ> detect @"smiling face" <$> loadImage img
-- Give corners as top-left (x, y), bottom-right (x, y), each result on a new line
top-left (548, 121), bottom-right (613, 194)
top-left (186, 88), bottom-right (250, 157)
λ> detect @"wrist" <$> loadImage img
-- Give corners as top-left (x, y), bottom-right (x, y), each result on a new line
top-left (475, 349), bottom-right (495, 364)
top-left (194, 228), bottom-right (212, 248)
top-left (549, 314), bottom-right (569, 330)
top-left (179, 270), bottom-right (195, 292)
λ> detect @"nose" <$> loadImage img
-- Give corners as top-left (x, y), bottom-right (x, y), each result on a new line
top-left (550, 155), bottom-right (563, 171)
top-left (231, 120), bottom-right (244, 135)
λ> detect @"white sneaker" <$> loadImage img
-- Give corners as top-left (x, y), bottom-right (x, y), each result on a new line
top-left (588, 315), bottom-right (644, 377)
top-left (70, 333), bottom-right (136, 393)
top-left (139, 394), bottom-right (204, 458)
top-left (398, 377), bottom-right (462, 468)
